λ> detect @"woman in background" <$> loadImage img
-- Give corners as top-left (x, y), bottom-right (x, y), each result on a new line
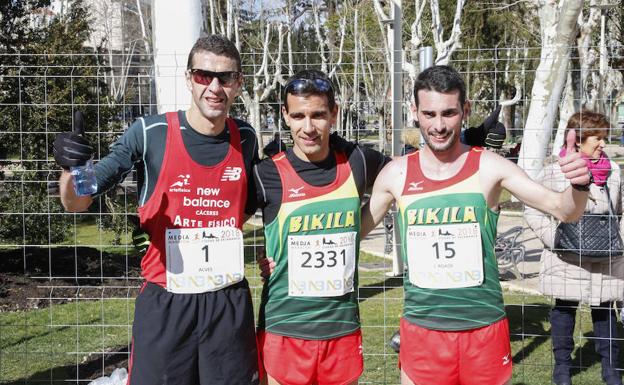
top-left (525, 110), bottom-right (624, 385)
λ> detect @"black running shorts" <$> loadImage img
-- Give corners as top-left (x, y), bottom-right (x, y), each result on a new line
top-left (127, 280), bottom-right (259, 385)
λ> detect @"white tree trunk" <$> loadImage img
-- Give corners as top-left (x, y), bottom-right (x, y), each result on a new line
top-left (576, 2), bottom-right (600, 109)
top-left (404, 0), bottom-right (426, 82)
top-left (553, 72), bottom-right (576, 152)
top-left (152, 0), bottom-right (202, 113)
top-left (135, 0), bottom-right (151, 55)
top-left (517, 0), bottom-right (583, 178)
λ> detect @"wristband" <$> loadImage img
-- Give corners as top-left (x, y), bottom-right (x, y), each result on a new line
top-left (571, 183), bottom-right (590, 192)
top-left (571, 174), bottom-right (593, 192)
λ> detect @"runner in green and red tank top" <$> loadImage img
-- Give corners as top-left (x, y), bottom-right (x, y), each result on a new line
top-left (260, 149), bottom-right (361, 339)
top-left (254, 70), bottom-right (388, 385)
top-left (361, 65), bottom-right (591, 385)
top-left (397, 147), bottom-right (505, 331)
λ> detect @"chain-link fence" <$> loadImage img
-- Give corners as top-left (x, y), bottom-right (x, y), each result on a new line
top-left (1, 45), bottom-right (623, 384)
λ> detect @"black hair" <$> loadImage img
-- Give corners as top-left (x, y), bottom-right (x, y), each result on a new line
top-left (413, 65), bottom-right (466, 107)
top-left (282, 69), bottom-right (336, 111)
top-left (187, 34), bottom-right (242, 71)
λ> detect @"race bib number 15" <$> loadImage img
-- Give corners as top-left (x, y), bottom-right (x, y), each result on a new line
top-left (288, 232), bottom-right (357, 297)
top-left (406, 223), bottom-right (483, 289)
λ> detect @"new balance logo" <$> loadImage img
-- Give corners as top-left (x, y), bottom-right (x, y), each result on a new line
top-left (221, 167), bottom-right (242, 181)
top-left (288, 186), bottom-right (306, 198)
top-left (408, 181), bottom-right (424, 191)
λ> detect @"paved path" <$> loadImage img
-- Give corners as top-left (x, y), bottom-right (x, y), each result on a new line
top-left (360, 211), bottom-right (546, 295)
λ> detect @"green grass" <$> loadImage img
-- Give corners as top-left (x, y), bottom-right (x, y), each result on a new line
top-left (2, 241), bottom-right (623, 383)
top-left (0, 298), bottom-right (133, 382)
top-left (61, 221), bottom-right (131, 254)
top-left (500, 188), bottom-right (512, 205)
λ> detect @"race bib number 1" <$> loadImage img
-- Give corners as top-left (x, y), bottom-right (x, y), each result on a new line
top-left (406, 223), bottom-right (483, 289)
top-left (288, 232), bottom-right (357, 297)
top-left (166, 227), bottom-right (244, 294)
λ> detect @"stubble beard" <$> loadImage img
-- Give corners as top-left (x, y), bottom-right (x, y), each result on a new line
top-left (197, 88), bottom-right (231, 121)
top-left (422, 128), bottom-right (458, 153)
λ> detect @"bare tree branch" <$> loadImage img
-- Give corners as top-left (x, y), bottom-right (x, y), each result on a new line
top-left (431, 0), bottom-right (467, 65)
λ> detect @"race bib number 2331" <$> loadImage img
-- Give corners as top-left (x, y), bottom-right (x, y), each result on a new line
top-left (288, 232), bottom-right (357, 297)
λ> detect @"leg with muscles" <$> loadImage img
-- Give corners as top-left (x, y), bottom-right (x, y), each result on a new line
top-left (550, 299), bottom-right (577, 385)
top-left (591, 302), bottom-right (623, 385)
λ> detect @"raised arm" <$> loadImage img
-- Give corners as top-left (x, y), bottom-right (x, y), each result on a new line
top-left (54, 111), bottom-right (95, 212)
top-left (481, 150), bottom-right (589, 223)
top-left (59, 171), bottom-right (94, 212)
top-left (523, 165), bottom-right (563, 248)
top-left (361, 158), bottom-right (405, 238)
top-left (56, 115), bottom-right (145, 212)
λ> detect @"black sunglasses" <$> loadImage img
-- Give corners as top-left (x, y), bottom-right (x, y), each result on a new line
top-left (189, 69), bottom-right (242, 86)
top-left (284, 77), bottom-right (334, 95)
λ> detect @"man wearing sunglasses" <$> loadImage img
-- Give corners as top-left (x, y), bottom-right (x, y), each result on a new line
top-left (54, 35), bottom-right (259, 385)
top-left (254, 69), bottom-right (508, 385)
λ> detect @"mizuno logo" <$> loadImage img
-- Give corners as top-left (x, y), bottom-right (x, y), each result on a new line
top-left (221, 167), bottom-right (242, 181)
top-left (408, 181), bottom-right (424, 191)
top-left (288, 186), bottom-right (306, 198)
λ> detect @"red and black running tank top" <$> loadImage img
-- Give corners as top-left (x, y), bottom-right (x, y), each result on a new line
top-left (137, 112), bottom-right (247, 286)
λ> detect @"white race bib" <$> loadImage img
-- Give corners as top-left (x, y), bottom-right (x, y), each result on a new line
top-left (288, 232), bottom-right (357, 297)
top-left (165, 226), bottom-right (244, 294)
top-left (406, 223), bottom-right (483, 289)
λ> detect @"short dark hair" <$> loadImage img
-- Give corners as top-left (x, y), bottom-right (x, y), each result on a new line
top-left (187, 35), bottom-right (242, 71)
top-left (413, 65), bottom-right (466, 107)
top-left (282, 69), bottom-right (336, 111)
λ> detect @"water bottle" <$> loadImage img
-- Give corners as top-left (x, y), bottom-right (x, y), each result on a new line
top-left (70, 111), bottom-right (97, 196)
top-left (71, 159), bottom-right (97, 196)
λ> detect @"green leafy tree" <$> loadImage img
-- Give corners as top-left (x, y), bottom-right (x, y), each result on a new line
top-left (0, 0), bottom-right (125, 246)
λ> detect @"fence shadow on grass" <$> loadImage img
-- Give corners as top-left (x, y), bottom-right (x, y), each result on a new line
top-left (357, 276), bottom-right (403, 300)
top-left (0, 246), bottom-right (141, 279)
top-left (571, 331), bottom-right (602, 378)
top-left (3, 347), bottom-right (130, 385)
top-left (571, 327), bottom-right (624, 379)
top-left (506, 302), bottom-right (550, 364)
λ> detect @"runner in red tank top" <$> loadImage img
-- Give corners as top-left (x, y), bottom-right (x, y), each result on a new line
top-left (138, 111), bottom-right (246, 288)
top-left (55, 35), bottom-right (259, 385)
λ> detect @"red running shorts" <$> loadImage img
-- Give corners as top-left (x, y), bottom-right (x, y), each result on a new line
top-left (258, 329), bottom-right (363, 385)
top-left (399, 317), bottom-right (512, 385)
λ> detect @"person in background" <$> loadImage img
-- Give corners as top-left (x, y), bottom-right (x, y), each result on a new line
top-left (263, 132), bottom-right (288, 158)
top-left (525, 110), bottom-right (624, 385)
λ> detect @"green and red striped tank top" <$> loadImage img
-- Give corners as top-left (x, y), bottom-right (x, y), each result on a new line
top-left (258, 151), bottom-right (361, 340)
top-left (397, 147), bottom-right (505, 331)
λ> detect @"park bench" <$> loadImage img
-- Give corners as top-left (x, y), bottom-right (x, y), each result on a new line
top-left (495, 226), bottom-right (526, 279)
